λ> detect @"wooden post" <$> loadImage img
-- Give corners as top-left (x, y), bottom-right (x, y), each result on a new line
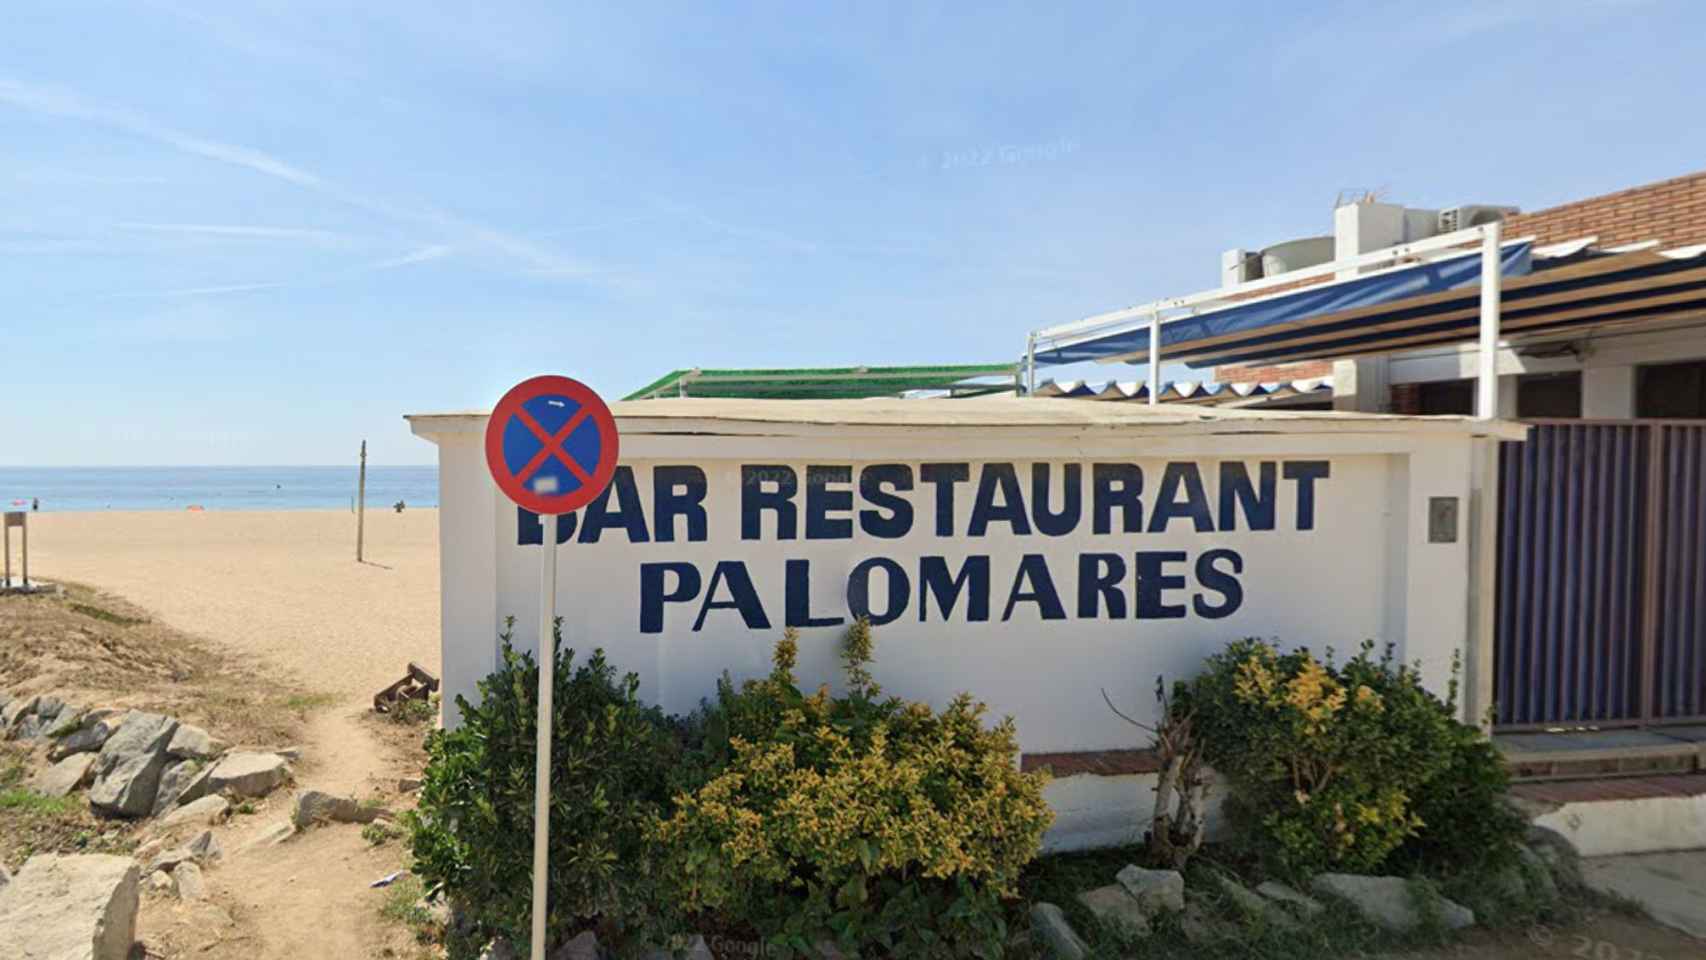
top-left (3, 518), bottom-right (9, 588)
top-left (357, 440), bottom-right (368, 563)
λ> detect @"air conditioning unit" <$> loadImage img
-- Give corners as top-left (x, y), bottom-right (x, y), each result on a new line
top-left (1437, 204), bottom-right (1519, 234)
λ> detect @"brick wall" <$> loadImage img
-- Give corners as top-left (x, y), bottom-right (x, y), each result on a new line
top-left (1214, 359), bottom-right (1333, 384)
top-left (1503, 169), bottom-right (1706, 249)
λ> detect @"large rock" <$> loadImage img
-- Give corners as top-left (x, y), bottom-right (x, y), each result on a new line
top-left (187, 829), bottom-right (222, 863)
top-left (158, 794), bottom-right (230, 829)
top-left (291, 790), bottom-right (385, 829)
top-left (237, 821), bottom-right (295, 853)
top-left (50, 713), bottom-right (121, 761)
top-left (166, 724), bottom-right (226, 761)
top-left (0, 853), bottom-right (140, 960)
top-left (1076, 884), bottom-right (1151, 936)
top-left (146, 831), bottom-right (220, 875)
top-left (1116, 864), bottom-right (1185, 914)
top-left (88, 750), bottom-right (170, 818)
top-left (1209, 873), bottom-right (1298, 930)
top-left (642, 935), bottom-right (714, 960)
top-left (3, 695), bottom-right (41, 738)
top-left (550, 931), bottom-right (600, 959)
top-left (1310, 873), bottom-right (1475, 933)
top-left (173, 762), bottom-right (217, 808)
top-left (94, 711), bottom-right (177, 776)
top-left (151, 760), bottom-right (201, 815)
top-left (1255, 880), bottom-right (1325, 917)
top-left (1030, 902), bottom-right (1089, 959)
top-left (207, 752), bottom-right (291, 798)
top-left (30, 753), bottom-right (97, 798)
top-left (172, 861), bottom-right (206, 900)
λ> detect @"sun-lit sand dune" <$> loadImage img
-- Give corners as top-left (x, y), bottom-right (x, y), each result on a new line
top-left (23, 509), bottom-right (439, 702)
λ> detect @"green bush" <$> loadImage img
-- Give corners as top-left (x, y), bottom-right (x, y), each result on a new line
top-left (406, 618), bottom-right (684, 952)
top-left (1179, 639), bottom-right (1519, 881)
top-left (655, 621), bottom-right (1054, 958)
top-left (1391, 713), bottom-right (1526, 878)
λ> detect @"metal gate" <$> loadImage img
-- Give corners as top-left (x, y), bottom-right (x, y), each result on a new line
top-left (1495, 420), bottom-right (1706, 728)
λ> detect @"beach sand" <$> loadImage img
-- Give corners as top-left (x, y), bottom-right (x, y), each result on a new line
top-left (24, 508), bottom-right (439, 702)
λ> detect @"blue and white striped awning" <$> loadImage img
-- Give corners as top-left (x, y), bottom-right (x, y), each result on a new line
top-left (1032, 243), bottom-right (1533, 368)
top-left (1032, 238), bottom-right (1706, 371)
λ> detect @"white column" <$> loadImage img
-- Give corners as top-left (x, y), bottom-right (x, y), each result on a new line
top-left (1147, 310), bottom-right (1161, 406)
top-left (1477, 222), bottom-right (1503, 420)
top-left (1025, 334), bottom-right (1036, 397)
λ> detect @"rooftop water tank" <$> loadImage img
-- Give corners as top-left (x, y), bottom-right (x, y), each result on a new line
top-left (1260, 236), bottom-right (1335, 277)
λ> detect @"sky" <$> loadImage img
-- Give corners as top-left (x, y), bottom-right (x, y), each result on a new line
top-left (3, 0), bottom-right (1701, 466)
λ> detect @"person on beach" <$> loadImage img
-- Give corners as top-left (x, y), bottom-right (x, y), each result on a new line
top-left (31, 498), bottom-right (38, 511)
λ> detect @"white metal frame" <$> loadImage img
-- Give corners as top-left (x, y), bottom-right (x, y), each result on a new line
top-left (1024, 224), bottom-right (1520, 421)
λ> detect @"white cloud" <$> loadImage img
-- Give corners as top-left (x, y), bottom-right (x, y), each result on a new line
top-left (0, 77), bottom-right (603, 278)
top-left (366, 244), bottom-right (454, 271)
top-left (117, 222), bottom-right (355, 246)
top-left (106, 281), bottom-right (291, 299)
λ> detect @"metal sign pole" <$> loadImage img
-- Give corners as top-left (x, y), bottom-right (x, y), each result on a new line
top-left (20, 516), bottom-right (26, 587)
top-left (530, 510), bottom-right (558, 960)
top-left (3, 520), bottom-right (10, 588)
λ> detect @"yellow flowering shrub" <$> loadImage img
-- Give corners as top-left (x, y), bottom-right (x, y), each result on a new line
top-left (656, 621), bottom-right (1053, 958)
top-left (1180, 639), bottom-right (1492, 879)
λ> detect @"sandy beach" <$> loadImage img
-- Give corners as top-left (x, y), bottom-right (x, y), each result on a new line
top-left (24, 508), bottom-right (439, 703)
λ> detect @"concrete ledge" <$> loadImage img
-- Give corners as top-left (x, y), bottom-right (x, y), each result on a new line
top-left (1521, 775), bottom-right (1706, 856)
top-left (1030, 750), bottom-right (1226, 854)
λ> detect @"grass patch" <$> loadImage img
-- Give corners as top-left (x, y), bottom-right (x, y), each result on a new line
top-left (68, 602), bottom-right (146, 626)
top-left (0, 745), bottom-right (133, 864)
top-left (364, 820), bottom-right (404, 846)
top-left (380, 874), bottom-right (442, 947)
top-left (0, 788), bottom-right (83, 817)
top-left (280, 692), bottom-right (340, 713)
top-left (386, 696), bottom-right (436, 726)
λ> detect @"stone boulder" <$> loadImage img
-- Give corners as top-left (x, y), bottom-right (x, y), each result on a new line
top-left (166, 724), bottom-right (226, 762)
top-left (0, 853), bottom-right (140, 960)
top-left (1255, 880), bottom-right (1325, 918)
top-left (30, 753), bottom-right (98, 798)
top-left (94, 711), bottom-right (178, 776)
top-left (49, 712), bottom-right (122, 761)
top-left (642, 935), bottom-right (714, 960)
top-left (88, 750), bottom-right (170, 818)
top-left (1310, 873), bottom-right (1475, 933)
top-left (550, 931), bottom-right (600, 960)
top-left (291, 790), bottom-right (386, 829)
top-left (1076, 884), bottom-right (1151, 936)
top-left (1116, 864), bottom-right (1185, 914)
top-left (1030, 902), bottom-right (1089, 959)
top-left (206, 751), bottom-right (291, 798)
top-left (1208, 872), bottom-right (1298, 930)
top-left (158, 794), bottom-right (230, 829)
top-left (3, 695), bottom-right (41, 738)
top-left (146, 831), bottom-right (220, 876)
top-left (173, 861), bottom-right (206, 900)
top-left (151, 759), bottom-right (203, 815)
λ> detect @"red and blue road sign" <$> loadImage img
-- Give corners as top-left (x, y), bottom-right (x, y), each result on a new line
top-left (484, 375), bottom-right (620, 516)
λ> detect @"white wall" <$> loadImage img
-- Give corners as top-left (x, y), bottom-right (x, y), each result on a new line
top-left (417, 422), bottom-right (1481, 754)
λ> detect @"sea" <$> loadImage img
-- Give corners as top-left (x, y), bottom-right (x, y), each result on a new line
top-left (0, 467), bottom-right (439, 512)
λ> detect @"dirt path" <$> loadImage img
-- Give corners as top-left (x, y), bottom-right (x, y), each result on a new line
top-left (19, 509), bottom-right (443, 958)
